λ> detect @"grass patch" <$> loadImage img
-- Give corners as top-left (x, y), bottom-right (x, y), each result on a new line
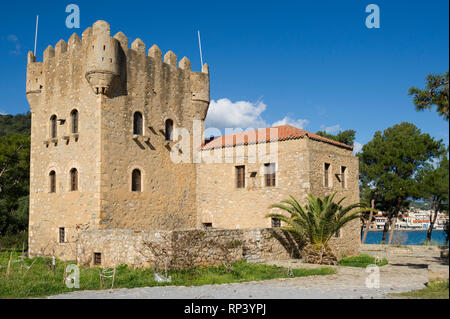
top-left (338, 254), bottom-right (388, 267)
top-left (393, 280), bottom-right (449, 299)
top-left (0, 251), bottom-right (336, 298)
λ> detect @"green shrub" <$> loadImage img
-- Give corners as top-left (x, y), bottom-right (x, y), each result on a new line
top-left (338, 254), bottom-right (388, 267)
top-left (393, 280), bottom-right (449, 299)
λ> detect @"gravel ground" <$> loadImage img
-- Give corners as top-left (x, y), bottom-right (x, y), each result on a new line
top-left (48, 248), bottom-right (445, 299)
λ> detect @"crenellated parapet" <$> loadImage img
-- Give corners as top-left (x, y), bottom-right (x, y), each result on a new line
top-left (26, 20), bottom-right (210, 119)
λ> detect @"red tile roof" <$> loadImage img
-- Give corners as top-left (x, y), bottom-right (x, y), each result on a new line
top-left (201, 125), bottom-right (354, 150)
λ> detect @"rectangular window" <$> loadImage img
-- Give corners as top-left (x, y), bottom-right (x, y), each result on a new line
top-left (335, 229), bottom-right (341, 238)
top-left (264, 163), bottom-right (276, 187)
top-left (324, 163), bottom-right (330, 187)
top-left (203, 223), bottom-right (212, 229)
top-left (94, 252), bottom-right (102, 266)
top-left (271, 218), bottom-right (281, 228)
top-left (236, 166), bottom-right (245, 188)
top-left (59, 227), bottom-right (65, 243)
top-left (341, 166), bottom-right (347, 189)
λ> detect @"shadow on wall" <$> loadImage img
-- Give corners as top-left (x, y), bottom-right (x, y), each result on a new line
top-left (269, 229), bottom-right (305, 259)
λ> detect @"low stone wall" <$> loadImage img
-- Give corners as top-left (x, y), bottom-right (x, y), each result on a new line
top-left (77, 228), bottom-right (305, 268)
top-left (77, 227), bottom-right (361, 269)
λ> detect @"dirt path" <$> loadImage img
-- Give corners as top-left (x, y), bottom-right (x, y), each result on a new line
top-left (48, 246), bottom-right (447, 299)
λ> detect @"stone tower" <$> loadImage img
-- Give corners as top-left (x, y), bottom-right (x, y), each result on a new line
top-left (26, 20), bottom-right (210, 259)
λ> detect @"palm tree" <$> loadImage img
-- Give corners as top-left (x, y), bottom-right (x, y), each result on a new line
top-left (266, 193), bottom-right (374, 265)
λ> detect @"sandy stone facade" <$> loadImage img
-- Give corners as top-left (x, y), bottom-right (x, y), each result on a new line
top-left (27, 20), bottom-right (360, 266)
top-left (26, 20), bottom-right (209, 260)
top-left (76, 228), bottom-right (302, 269)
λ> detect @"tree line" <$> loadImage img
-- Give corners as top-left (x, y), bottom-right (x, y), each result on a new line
top-left (0, 113), bottom-right (30, 236)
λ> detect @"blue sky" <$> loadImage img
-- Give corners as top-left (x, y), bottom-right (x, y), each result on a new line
top-left (0, 0), bottom-right (448, 151)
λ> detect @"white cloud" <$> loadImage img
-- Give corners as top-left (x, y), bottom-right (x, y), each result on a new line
top-left (353, 142), bottom-right (363, 155)
top-left (272, 116), bottom-right (309, 129)
top-left (320, 124), bottom-right (342, 133)
top-left (205, 98), bottom-right (267, 130)
top-left (205, 98), bottom-right (309, 134)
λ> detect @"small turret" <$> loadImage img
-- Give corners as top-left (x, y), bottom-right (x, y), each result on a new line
top-left (85, 20), bottom-right (120, 95)
top-left (190, 63), bottom-right (210, 120)
top-left (26, 51), bottom-right (43, 108)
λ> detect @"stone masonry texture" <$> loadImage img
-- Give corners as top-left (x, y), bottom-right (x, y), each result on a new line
top-left (27, 20), bottom-right (360, 267)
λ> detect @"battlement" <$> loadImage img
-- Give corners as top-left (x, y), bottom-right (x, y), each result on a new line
top-left (27, 20), bottom-right (209, 101)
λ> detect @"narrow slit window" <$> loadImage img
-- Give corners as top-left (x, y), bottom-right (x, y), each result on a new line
top-left (50, 115), bottom-right (57, 138)
top-left (71, 109), bottom-right (78, 134)
top-left (236, 166), bottom-right (245, 188)
top-left (165, 119), bottom-right (174, 141)
top-left (94, 252), bottom-right (102, 266)
top-left (264, 163), bottom-right (276, 187)
top-left (59, 227), bottom-right (65, 243)
top-left (49, 171), bottom-right (56, 193)
top-left (341, 166), bottom-right (347, 189)
top-left (70, 168), bottom-right (78, 191)
top-left (133, 112), bottom-right (143, 135)
top-left (324, 163), bottom-right (330, 188)
top-left (131, 169), bottom-right (142, 192)
top-left (271, 218), bottom-right (281, 228)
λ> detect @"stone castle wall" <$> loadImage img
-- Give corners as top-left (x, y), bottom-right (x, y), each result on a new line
top-left (307, 138), bottom-right (361, 255)
top-left (27, 29), bottom-right (103, 260)
top-left (77, 228), bottom-right (303, 268)
top-left (196, 138), bottom-right (311, 229)
top-left (26, 20), bottom-right (210, 259)
top-left (77, 227), bottom-right (360, 269)
top-left (27, 20), bottom-right (361, 265)
top-left (196, 137), bottom-right (361, 257)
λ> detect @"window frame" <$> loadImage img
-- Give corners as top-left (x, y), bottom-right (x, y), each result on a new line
top-left (235, 165), bottom-right (245, 189)
top-left (50, 115), bottom-right (57, 138)
top-left (324, 163), bottom-right (331, 188)
top-left (271, 218), bottom-right (281, 228)
top-left (70, 109), bottom-right (79, 134)
top-left (264, 163), bottom-right (276, 187)
top-left (165, 119), bottom-right (174, 141)
top-left (340, 166), bottom-right (347, 189)
top-left (131, 168), bottom-right (142, 192)
top-left (93, 252), bottom-right (102, 266)
top-left (59, 227), bottom-right (65, 243)
top-left (133, 111), bottom-right (143, 136)
top-left (70, 168), bottom-right (78, 191)
top-left (49, 170), bottom-right (56, 193)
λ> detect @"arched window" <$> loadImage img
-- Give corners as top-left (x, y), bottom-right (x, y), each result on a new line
top-left (70, 168), bottom-right (78, 191)
top-left (49, 171), bottom-right (56, 193)
top-left (131, 169), bottom-right (142, 192)
top-left (71, 109), bottom-right (78, 134)
top-left (165, 119), bottom-right (173, 141)
top-left (133, 112), bottom-right (143, 135)
top-left (50, 115), bottom-right (57, 138)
